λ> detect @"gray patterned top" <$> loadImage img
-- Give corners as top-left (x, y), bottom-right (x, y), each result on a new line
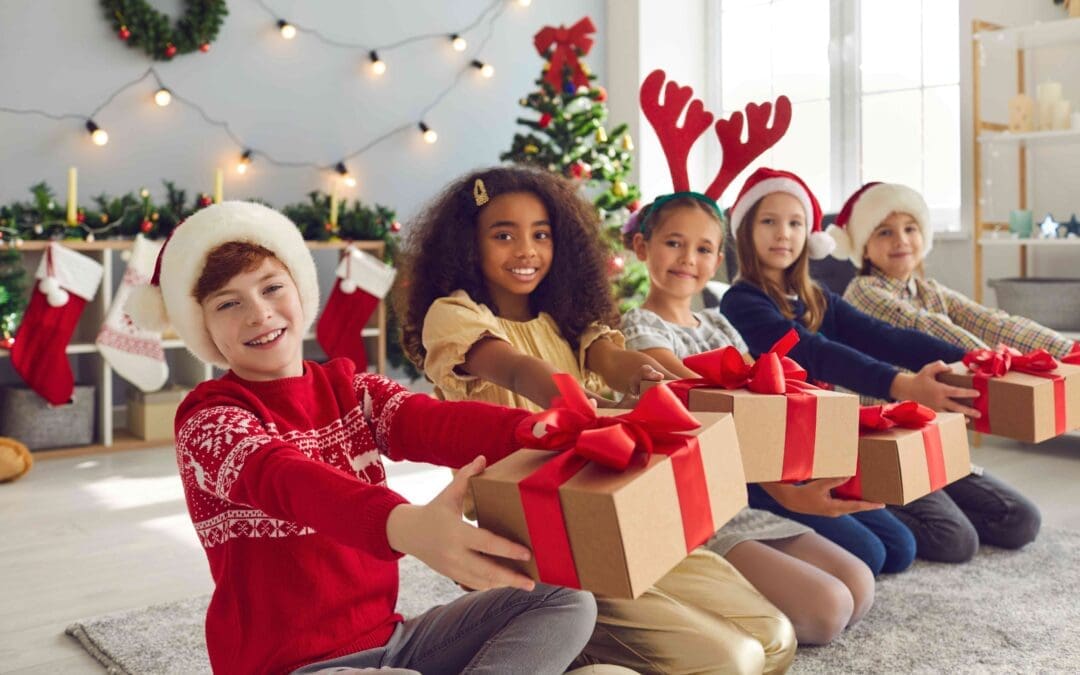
top-left (622, 307), bottom-right (748, 357)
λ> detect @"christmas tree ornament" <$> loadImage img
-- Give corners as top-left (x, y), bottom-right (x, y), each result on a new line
top-left (11, 243), bottom-right (103, 405)
top-left (533, 17), bottom-right (596, 90)
top-left (1039, 213), bottom-right (1058, 238)
top-left (595, 127), bottom-right (608, 143)
top-left (390, 220), bottom-right (402, 233)
top-left (613, 181), bottom-right (628, 197)
top-left (118, 25), bottom-right (131, 40)
top-left (164, 43), bottom-right (178, 58)
top-left (316, 246), bottom-right (396, 370)
top-left (199, 42), bottom-right (210, 52)
top-left (96, 236), bottom-right (168, 392)
top-left (524, 143), bottom-right (539, 154)
top-left (595, 86), bottom-right (608, 102)
top-left (141, 219), bottom-right (153, 234)
top-left (539, 112), bottom-right (553, 128)
top-left (622, 134), bottom-right (634, 151)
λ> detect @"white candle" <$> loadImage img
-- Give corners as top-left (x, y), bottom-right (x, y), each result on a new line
top-left (214, 167), bottom-right (224, 204)
top-left (66, 167), bottom-right (77, 225)
top-left (1053, 100), bottom-right (1073, 130)
top-left (1037, 81), bottom-right (1062, 104)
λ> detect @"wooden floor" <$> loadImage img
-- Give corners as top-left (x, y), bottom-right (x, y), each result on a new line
top-left (1, 432), bottom-right (1077, 674)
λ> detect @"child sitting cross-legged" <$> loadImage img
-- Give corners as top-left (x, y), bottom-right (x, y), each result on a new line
top-left (126, 201), bottom-right (598, 675)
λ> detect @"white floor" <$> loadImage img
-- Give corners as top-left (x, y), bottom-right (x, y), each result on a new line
top-left (1, 432), bottom-right (1077, 674)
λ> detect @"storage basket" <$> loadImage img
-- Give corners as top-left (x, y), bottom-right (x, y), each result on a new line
top-left (0, 385), bottom-right (96, 450)
top-left (988, 278), bottom-right (1080, 332)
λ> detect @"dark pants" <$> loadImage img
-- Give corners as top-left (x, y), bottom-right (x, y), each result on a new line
top-left (747, 484), bottom-right (916, 576)
top-left (888, 469), bottom-right (1041, 563)
top-left (293, 584), bottom-right (597, 675)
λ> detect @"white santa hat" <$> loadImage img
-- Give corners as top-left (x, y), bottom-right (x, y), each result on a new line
top-left (125, 201), bottom-right (319, 369)
top-left (826, 182), bottom-right (932, 267)
top-left (728, 167), bottom-right (835, 260)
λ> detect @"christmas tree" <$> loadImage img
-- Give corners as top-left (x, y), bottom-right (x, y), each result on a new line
top-left (500, 17), bottom-right (647, 310)
top-left (0, 244), bottom-right (28, 348)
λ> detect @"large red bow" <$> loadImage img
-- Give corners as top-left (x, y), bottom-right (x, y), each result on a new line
top-left (1062, 342), bottom-right (1080, 365)
top-left (514, 373), bottom-right (712, 588)
top-left (859, 401), bottom-right (936, 431)
top-left (835, 401), bottom-right (946, 501)
top-left (962, 344), bottom-right (1066, 434)
top-left (533, 17), bottom-right (596, 90)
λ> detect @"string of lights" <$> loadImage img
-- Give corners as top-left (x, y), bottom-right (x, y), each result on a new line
top-left (0, 0), bottom-right (528, 187)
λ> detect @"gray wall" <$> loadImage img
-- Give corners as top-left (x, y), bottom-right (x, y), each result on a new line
top-left (0, 0), bottom-right (606, 222)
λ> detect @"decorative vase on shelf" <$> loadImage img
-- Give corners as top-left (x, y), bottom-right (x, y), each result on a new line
top-left (1009, 94), bottom-right (1035, 132)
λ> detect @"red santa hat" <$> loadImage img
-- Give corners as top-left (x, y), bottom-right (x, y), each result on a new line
top-left (728, 167), bottom-right (834, 260)
top-left (124, 201), bottom-right (319, 368)
top-left (826, 182), bottom-right (932, 267)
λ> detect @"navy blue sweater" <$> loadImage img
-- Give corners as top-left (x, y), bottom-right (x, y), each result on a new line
top-left (720, 281), bottom-right (966, 400)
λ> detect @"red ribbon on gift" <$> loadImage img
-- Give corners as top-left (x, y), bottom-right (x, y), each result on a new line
top-left (670, 329), bottom-right (819, 482)
top-left (1062, 342), bottom-right (1080, 366)
top-left (513, 373), bottom-right (713, 589)
top-left (963, 345), bottom-right (1067, 435)
top-left (533, 18), bottom-right (596, 90)
top-left (833, 401), bottom-right (945, 500)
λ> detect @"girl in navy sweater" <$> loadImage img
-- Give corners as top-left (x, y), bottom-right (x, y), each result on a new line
top-left (720, 168), bottom-right (1040, 565)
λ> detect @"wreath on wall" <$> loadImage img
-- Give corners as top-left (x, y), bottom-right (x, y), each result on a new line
top-left (101, 0), bottom-right (228, 60)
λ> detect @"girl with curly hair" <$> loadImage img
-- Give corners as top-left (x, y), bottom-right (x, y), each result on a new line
top-left (396, 166), bottom-right (799, 674)
top-left (397, 165), bottom-right (669, 410)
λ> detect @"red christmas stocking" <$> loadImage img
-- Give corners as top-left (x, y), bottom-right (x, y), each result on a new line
top-left (316, 246), bottom-right (396, 371)
top-left (11, 243), bottom-right (103, 405)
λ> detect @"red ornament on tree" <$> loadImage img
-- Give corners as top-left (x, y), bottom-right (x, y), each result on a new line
top-left (390, 220), bottom-right (402, 233)
top-left (197, 195), bottom-right (212, 208)
top-left (199, 43), bottom-right (211, 53)
top-left (140, 219), bottom-right (153, 234)
top-left (608, 255), bottom-right (625, 276)
top-left (118, 25), bottom-right (131, 41)
top-left (164, 43), bottom-right (177, 58)
top-left (76, 210), bottom-right (86, 224)
top-left (569, 161), bottom-right (591, 180)
top-left (538, 113), bottom-right (553, 128)
top-left (629, 199), bottom-right (641, 213)
top-left (594, 86), bottom-right (608, 102)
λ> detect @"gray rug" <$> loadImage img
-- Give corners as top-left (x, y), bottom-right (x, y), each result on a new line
top-left (67, 529), bottom-right (1080, 674)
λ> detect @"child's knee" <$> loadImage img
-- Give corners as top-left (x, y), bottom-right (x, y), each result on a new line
top-left (541, 586), bottom-right (597, 638)
top-left (880, 530), bottom-right (917, 573)
top-left (994, 499), bottom-right (1041, 549)
top-left (916, 517), bottom-right (977, 563)
top-left (843, 560), bottom-right (876, 625)
top-left (796, 577), bottom-right (854, 646)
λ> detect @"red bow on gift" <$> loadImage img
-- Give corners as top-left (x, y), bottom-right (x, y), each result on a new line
top-left (859, 400), bottom-right (936, 431)
top-left (834, 401), bottom-right (946, 501)
top-left (514, 373), bottom-right (713, 588)
top-left (533, 17), bottom-right (596, 90)
top-left (1063, 342), bottom-right (1080, 365)
top-left (962, 344), bottom-right (1066, 434)
top-left (670, 329), bottom-right (819, 482)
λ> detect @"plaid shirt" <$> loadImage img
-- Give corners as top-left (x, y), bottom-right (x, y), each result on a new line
top-left (843, 269), bottom-right (1074, 358)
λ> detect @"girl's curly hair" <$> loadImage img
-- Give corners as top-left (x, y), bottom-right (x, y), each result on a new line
top-left (396, 165), bottom-right (618, 372)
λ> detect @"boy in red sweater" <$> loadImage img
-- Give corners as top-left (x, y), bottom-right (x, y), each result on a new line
top-left (126, 201), bottom-right (597, 675)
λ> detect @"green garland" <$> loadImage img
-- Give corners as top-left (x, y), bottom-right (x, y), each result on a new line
top-left (102, 0), bottom-right (228, 60)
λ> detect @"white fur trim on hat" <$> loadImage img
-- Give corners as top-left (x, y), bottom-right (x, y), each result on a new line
top-left (825, 223), bottom-right (854, 262)
top-left (842, 183), bottom-right (932, 268)
top-left (806, 230), bottom-right (836, 260)
top-left (728, 176), bottom-right (815, 242)
top-left (127, 201), bottom-right (319, 369)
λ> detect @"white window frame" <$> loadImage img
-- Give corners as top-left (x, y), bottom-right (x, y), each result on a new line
top-left (707, 0), bottom-right (961, 232)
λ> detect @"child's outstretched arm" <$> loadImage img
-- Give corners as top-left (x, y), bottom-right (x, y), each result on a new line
top-left (585, 338), bottom-right (672, 395)
top-left (844, 278), bottom-right (987, 352)
top-left (460, 337), bottom-right (569, 409)
top-left (938, 281), bottom-right (1076, 357)
top-left (638, 347), bottom-right (699, 380)
top-left (386, 456), bottom-right (536, 592)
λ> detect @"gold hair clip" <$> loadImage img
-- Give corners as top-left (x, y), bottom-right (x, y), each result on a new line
top-left (473, 178), bottom-right (489, 206)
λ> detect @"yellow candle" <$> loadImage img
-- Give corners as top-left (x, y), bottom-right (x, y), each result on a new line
top-left (329, 181), bottom-right (340, 226)
top-left (66, 167), bottom-right (78, 225)
top-left (214, 167), bottom-right (224, 204)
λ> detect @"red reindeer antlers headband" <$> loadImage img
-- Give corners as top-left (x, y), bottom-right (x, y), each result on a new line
top-left (639, 69), bottom-right (792, 202)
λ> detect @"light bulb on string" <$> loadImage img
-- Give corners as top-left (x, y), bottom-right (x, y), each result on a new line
top-left (336, 161), bottom-right (357, 187)
top-left (450, 34), bottom-right (467, 52)
top-left (369, 50), bottom-right (386, 76)
top-left (86, 120), bottom-right (108, 146)
top-left (153, 88), bottom-right (172, 107)
top-left (471, 60), bottom-right (495, 78)
top-left (517, 0), bottom-right (532, 6)
top-left (236, 149), bottom-right (253, 174)
top-left (419, 122), bottom-right (438, 144)
top-left (278, 20), bottom-right (297, 40)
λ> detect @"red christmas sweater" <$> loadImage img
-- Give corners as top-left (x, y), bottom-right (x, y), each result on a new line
top-left (173, 358), bottom-right (529, 675)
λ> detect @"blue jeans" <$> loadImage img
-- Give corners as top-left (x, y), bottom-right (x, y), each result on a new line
top-left (747, 484), bottom-right (916, 575)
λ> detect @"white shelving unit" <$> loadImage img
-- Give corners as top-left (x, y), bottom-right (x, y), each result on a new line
top-left (971, 17), bottom-right (1080, 303)
top-left (1, 239), bottom-right (386, 457)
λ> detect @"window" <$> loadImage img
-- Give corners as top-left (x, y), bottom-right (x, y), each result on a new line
top-left (715, 0), bottom-right (960, 231)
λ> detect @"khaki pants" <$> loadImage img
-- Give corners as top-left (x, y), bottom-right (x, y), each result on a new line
top-left (577, 549), bottom-right (796, 675)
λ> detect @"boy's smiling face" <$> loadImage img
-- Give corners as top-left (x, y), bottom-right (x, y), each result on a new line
top-left (200, 256), bottom-right (305, 381)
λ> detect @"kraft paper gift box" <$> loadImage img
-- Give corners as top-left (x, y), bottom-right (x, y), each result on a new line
top-left (833, 403), bottom-right (971, 506)
top-left (128, 386), bottom-right (189, 441)
top-left (937, 347), bottom-right (1080, 444)
top-left (647, 330), bottom-right (859, 483)
top-left (470, 376), bottom-right (747, 599)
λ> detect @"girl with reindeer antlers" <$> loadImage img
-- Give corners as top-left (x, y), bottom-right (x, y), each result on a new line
top-left (622, 69), bottom-right (878, 647)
